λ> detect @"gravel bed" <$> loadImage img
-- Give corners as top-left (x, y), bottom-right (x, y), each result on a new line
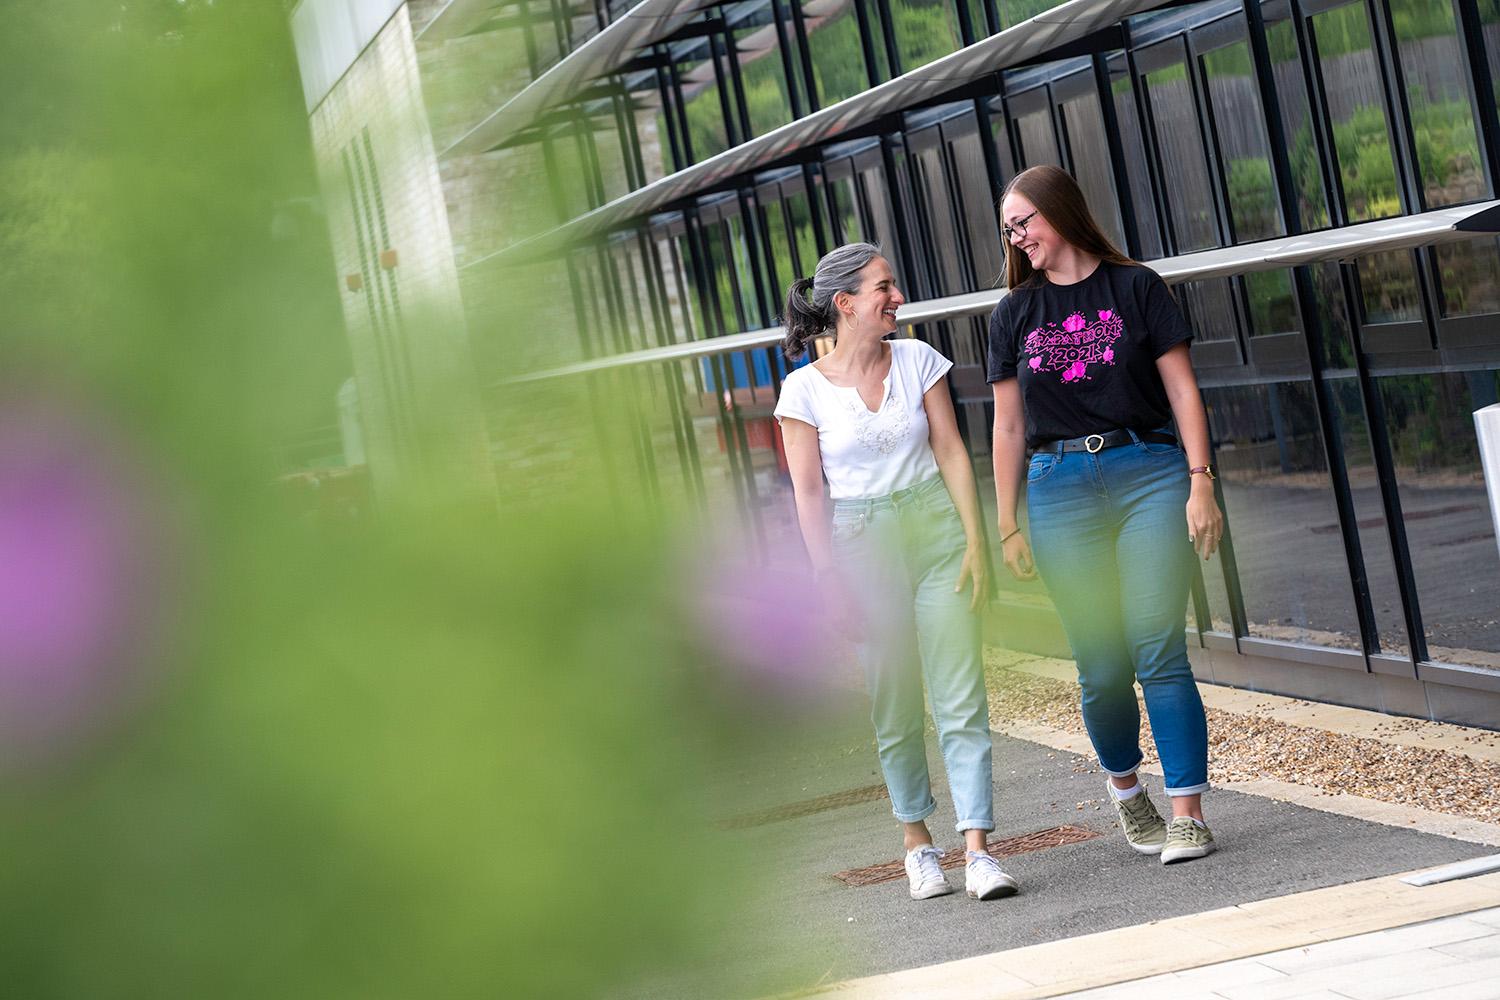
top-left (981, 651), bottom-right (1500, 826)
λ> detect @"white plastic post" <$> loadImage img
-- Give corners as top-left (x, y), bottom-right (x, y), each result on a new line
top-left (1476, 403), bottom-right (1500, 562)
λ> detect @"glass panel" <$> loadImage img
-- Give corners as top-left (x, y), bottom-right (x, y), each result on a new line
top-left (826, 173), bottom-right (863, 244)
top-left (1479, 0), bottom-right (1500, 111)
top-left (1311, 2), bottom-right (1402, 221)
top-left (1437, 237), bottom-right (1500, 317)
top-left (1180, 278), bottom-right (1238, 343)
top-left (1379, 370), bottom-right (1500, 670)
top-left (725, 212), bottom-right (767, 328)
top-left (912, 144), bottom-right (971, 293)
top-left (1245, 270), bottom-right (1298, 337)
top-left (1311, 260), bottom-right (1357, 370)
top-left (1326, 376), bottom-right (1411, 656)
top-left (783, 188), bottom-right (821, 278)
top-left (1357, 250), bottom-right (1422, 324)
top-left (1206, 382), bottom-right (1363, 650)
top-left (1390, 0), bottom-right (1487, 207)
top-left (889, 0), bottom-right (964, 73)
top-left (858, 166), bottom-right (899, 251)
top-left (1145, 60), bottom-right (1219, 250)
top-left (736, 23), bottom-right (797, 139)
top-left (997, 0), bottom-right (1067, 29)
top-left (949, 130), bottom-right (1006, 287)
top-left (1265, 16), bottom-right (1332, 229)
top-left (1059, 91), bottom-right (1127, 249)
top-left (807, 4), bottom-right (872, 106)
top-left (1202, 41), bottom-right (1285, 241)
top-left (761, 197), bottom-right (795, 295)
top-left (679, 56), bottom-right (732, 162)
top-left (964, 0), bottom-right (992, 39)
top-left (591, 111), bottom-right (632, 205)
top-left (1015, 104), bottom-right (1060, 167)
top-left (1109, 57), bottom-right (1163, 259)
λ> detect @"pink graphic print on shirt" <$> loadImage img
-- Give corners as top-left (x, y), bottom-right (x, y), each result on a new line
top-left (1023, 309), bottom-right (1124, 384)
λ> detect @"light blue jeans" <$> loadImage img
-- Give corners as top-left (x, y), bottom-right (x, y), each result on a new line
top-left (1025, 432), bottom-right (1209, 796)
top-left (831, 475), bottom-right (994, 832)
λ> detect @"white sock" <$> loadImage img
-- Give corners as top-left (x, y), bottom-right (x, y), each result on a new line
top-left (1110, 780), bottom-right (1142, 800)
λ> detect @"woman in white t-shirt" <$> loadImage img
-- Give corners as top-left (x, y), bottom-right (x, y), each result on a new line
top-left (774, 243), bottom-right (1017, 903)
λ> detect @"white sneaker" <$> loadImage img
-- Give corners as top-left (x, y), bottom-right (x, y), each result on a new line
top-left (964, 851), bottom-right (1019, 900)
top-left (904, 844), bottom-right (954, 900)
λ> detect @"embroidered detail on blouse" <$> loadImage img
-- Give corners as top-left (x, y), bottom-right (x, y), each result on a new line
top-left (845, 385), bottom-right (908, 454)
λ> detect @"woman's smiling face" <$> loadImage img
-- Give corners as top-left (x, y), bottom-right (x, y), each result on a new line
top-left (1001, 192), bottom-right (1063, 273)
top-left (836, 256), bottom-right (905, 334)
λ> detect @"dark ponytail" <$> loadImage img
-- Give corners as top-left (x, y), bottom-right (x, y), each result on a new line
top-left (779, 242), bottom-right (883, 361)
top-left (781, 277), bottom-right (828, 360)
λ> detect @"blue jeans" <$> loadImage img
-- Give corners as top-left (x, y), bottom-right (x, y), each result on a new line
top-left (832, 475), bottom-right (994, 832)
top-left (1025, 434), bottom-right (1209, 796)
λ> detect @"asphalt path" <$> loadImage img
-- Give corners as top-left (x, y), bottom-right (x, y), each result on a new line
top-left (634, 713), bottom-right (1492, 999)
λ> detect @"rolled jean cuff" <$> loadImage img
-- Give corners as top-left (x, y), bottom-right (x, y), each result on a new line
top-left (892, 799), bottom-right (938, 824)
top-left (1165, 781), bottom-right (1209, 797)
top-left (1099, 760), bottom-right (1142, 779)
top-left (955, 819), bottom-right (995, 834)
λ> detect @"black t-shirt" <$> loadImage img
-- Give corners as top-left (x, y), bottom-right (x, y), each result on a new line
top-left (985, 262), bottom-right (1193, 449)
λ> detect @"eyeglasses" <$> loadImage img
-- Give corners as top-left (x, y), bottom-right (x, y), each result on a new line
top-left (1003, 209), bottom-right (1039, 244)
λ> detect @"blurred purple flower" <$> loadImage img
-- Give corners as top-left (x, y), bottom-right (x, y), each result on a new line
top-left (686, 537), bottom-right (851, 710)
top-left (0, 389), bottom-right (176, 765)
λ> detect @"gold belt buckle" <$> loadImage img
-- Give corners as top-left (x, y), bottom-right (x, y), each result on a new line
top-left (1084, 434), bottom-right (1106, 454)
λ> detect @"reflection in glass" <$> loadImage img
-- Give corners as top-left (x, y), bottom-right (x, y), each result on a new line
top-left (889, 0), bottom-right (964, 73)
top-left (1311, 3), bottom-right (1402, 221)
top-left (1109, 60), bottom-right (1163, 259)
top-left (1205, 382), bottom-right (1362, 649)
top-left (1357, 250), bottom-right (1422, 324)
top-left (1479, 0), bottom-right (1500, 111)
top-left (1436, 238), bottom-right (1500, 317)
top-left (1060, 92), bottom-right (1127, 249)
top-left (1202, 42), bottom-right (1284, 241)
top-left (807, 5), bottom-right (874, 107)
top-left (949, 130), bottom-right (1005, 286)
top-left (998, 0), bottom-right (1068, 29)
top-left (1390, 0), bottom-right (1486, 208)
top-left (1265, 17), bottom-right (1331, 229)
top-left (1145, 62), bottom-right (1218, 250)
top-left (1379, 371), bottom-right (1500, 668)
top-left (1245, 270), bottom-right (1298, 337)
top-left (1179, 279), bottom-right (1238, 343)
top-left (826, 175), bottom-right (863, 244)
top-left (1326, 377), bottom-right (1410, 656)
top-left (677, 56), bottom-right (731, 162)
top-left (1015, 105), bottom-right (1060, 167)
top-left (1308, 261), bottom-right (1356, 370)
top-left (735, 24), bottom-right (797, 139)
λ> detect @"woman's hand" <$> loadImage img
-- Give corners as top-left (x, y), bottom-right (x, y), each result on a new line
top-left (1186, 483), bottom-right (1224, 561)
top-left (955, 540), bottom-right (989, 611)
top-left (1000, 529), bottom-right (1037, 581)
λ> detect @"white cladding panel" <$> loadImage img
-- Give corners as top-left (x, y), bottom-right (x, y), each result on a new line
top-left (290, 0), bottom-right (405, 112)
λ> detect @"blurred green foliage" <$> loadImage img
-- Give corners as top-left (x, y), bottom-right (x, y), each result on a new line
top-left (0, 3), bottom-right (771, 997)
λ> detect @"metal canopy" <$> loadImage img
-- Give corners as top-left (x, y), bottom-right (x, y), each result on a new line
top-left (467, 0), bottom-right (1179, 270)
top-left (440, 0), bottom-right (715, 158)
top-left (502, 199), bottom-right (1500, 383)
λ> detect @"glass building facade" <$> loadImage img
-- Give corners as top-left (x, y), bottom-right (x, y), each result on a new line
top-left (297, 0), bottom-right (1500, 726)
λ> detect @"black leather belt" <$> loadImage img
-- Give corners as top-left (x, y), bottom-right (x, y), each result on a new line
top-left (1034, 428), bottom-right (1177, 456)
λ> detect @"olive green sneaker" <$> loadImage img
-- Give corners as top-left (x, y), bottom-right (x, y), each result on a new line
top-left (1110, 783), bottom-right (1168, 855)
top-left (1160, 816), bottom-right (1217, 864)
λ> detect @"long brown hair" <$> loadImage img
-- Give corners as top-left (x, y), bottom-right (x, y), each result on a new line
top-left (1001, 165), bottom-right (1136, 290)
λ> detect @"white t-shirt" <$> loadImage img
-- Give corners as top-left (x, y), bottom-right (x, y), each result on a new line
top-left (774, 338), bottom-right (953, 500)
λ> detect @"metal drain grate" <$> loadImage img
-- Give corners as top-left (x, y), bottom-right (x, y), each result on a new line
top-left (720, 784), bottom-right (890, 830)
top-left (832, 825), bottom-right (1103, 887)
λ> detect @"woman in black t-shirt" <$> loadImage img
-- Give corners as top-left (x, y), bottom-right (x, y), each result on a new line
top-left (986, 165), bottom-right (1224, 864)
